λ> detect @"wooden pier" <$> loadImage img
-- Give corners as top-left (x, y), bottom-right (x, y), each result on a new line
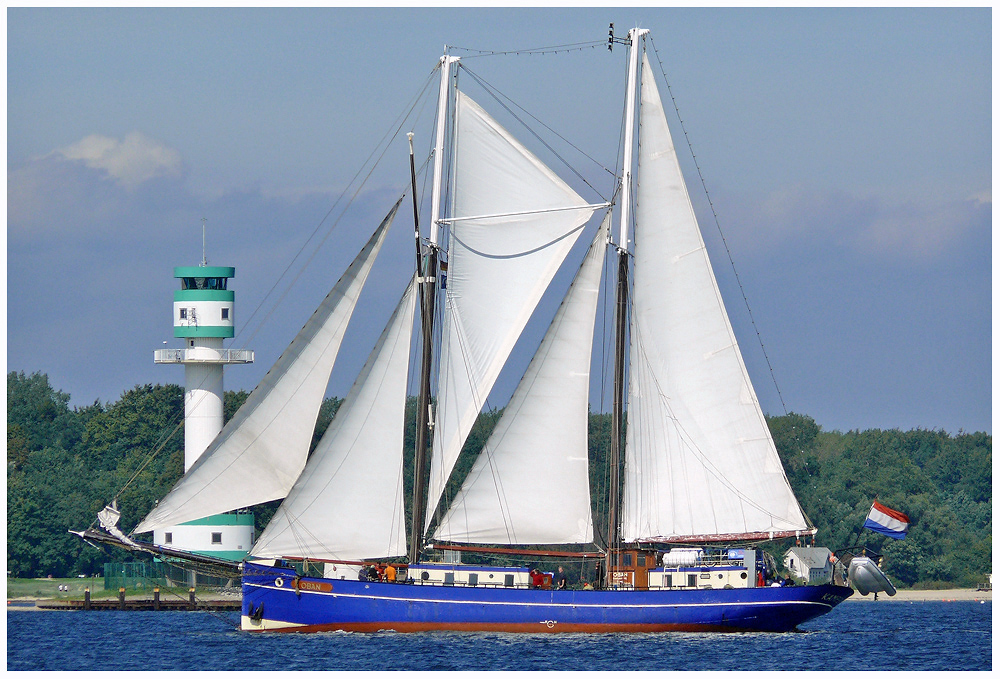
top-left (32, 586), bottom-right (240, 612)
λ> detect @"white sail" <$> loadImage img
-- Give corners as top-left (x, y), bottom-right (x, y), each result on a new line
top-left (425, 91), bottom-right (598, 530)
top-left (250, 277), bottom-right (417, 561)
top-left (433, 217), bottom-right (609, 545)
top-left (621, 53), bottom-right (809, 543)
top-left (135, 203), bottom-right (400, 534)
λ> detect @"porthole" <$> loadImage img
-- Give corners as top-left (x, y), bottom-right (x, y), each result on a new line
top-left (740, 572), bottom-right (748, 579)
top-left (421, 571), bottom-right (429, 581)
top-left (274, 577), bottom-right (284, 587)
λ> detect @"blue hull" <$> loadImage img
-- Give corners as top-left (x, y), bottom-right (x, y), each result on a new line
top-left (241, 563), bottom-right (852, 633)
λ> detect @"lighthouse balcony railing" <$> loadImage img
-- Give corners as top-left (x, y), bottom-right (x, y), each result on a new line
top-left (154, 348), bottom-right (255, 364)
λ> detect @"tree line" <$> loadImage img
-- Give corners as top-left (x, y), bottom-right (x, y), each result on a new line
top-left (7, 371), bottom-right (991, 587)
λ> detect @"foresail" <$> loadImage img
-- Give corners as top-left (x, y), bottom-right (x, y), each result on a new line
top-left (135, 201), bottom-right (401, 534)
top-left (425, 91), bottom-right (599, 532)
top-left (250, 276), bottom-right (417, 561)
top-left (621, 54), bottom-right (809, 543)
top-left (433, 216), bottom-right (609, 545)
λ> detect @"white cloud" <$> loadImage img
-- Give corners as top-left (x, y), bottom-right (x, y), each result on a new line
top-left (860, 193), bottom-right (992, 258)
top-left (57, 132), bottom-right (182, 189)
top-left (720, 186), bottom-right (990, 261)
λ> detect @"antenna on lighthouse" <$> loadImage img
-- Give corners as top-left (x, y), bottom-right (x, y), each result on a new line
top-left (201, 217), bottom-right (208, 266)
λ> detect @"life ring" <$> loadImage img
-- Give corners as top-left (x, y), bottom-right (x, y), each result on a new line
top-left (274, 577), bottom-right (284, 588)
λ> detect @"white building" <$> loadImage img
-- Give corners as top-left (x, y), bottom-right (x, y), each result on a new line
top-left (784, 547), bottom-right (833, 584)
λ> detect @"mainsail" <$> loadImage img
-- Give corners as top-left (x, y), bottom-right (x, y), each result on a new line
top-left (426, 91), bottom-right (600, 530)
top-left (250, 277), bottom-right (417, 561)
top-left (620, 54), bottom-right (809, 543)
top-left (433, 216), bottom-right (610, 545)
top-left (135, 202), bottom-right (400, 534)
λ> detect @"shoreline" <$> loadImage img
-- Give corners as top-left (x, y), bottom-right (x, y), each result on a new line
top-left (845, 588), bottom-right (991, 602)
top-left (8, 588), bottom-right (990, 610)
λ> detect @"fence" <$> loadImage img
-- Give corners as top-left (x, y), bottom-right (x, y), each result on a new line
top-left (104, 561), bottom-right (237, 590)
top-left (103, 562), bottom-right (167, 590)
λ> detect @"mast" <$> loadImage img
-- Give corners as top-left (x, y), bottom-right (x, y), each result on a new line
top-left (607, 27), bottom-right (647, 586)
top-left (409, 54), bottom-right (458, 565)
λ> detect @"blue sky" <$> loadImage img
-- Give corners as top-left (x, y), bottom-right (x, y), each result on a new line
top-left (7, 8), bottom-right (991, 435)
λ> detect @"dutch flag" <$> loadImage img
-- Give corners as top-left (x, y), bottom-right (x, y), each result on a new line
top-left (863, 500), bottom-right (910, 540)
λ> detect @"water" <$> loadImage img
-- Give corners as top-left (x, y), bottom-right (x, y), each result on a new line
top-left (8, 600), bottom-right (991, 671)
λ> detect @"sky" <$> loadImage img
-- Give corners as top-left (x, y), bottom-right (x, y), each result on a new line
top-left (7, 7), bottom-right (992, 435)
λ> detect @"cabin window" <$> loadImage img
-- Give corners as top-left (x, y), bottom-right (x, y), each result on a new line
top-left (444, 573), bottom-right (455, 586)
top-left (179, 308), bottom-right (188, 319)
top-left (211, 532), bottom-right (222, 544)
top-left (504, 574), bottom-right (514, 587)
top-left (687, 574), bottom-right (697, 587)
top-left (222, 308), bottom-right (230, 321)
top-left (638, 555), bottom-right (646, 567)
top-left (665, 574), bottom-right (672, 588)
top-left (622, 553), bottom-right (633, 567)
top-left (468, 574), bottom-right (478, 586)
top-left (164, 532), bottom-right (172, 544)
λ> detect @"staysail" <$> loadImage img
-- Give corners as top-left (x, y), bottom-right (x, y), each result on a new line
top-left (426, 91), bottom-right (599, 531)
top-left (135, 202), bottom-right (400, 534)
top-left (621, 53), bottom-right (809, 543)
top-left (433, 216), bottom-right (609, 545)
top-left (250, 276), bottom-right (417, 561)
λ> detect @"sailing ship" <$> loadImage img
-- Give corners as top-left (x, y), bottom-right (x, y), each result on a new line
top-left (90, 28), bottom-right (854, 632)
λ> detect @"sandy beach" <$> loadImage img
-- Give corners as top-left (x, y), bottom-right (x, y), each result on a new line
top-left (846, 588), bottom-right (991, 602)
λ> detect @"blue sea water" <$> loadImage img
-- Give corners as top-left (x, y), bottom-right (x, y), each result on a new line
top-left (7, 599), bottom-right (991, 671)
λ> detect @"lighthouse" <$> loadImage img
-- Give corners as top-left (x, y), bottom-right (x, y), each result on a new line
top-left (152, 263), bottom-right (255, 561)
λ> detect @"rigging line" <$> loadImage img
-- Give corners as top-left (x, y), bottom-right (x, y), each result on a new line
top-left (447, 40), bottom-right (605, 58)
top-left (103, 419), bottom-right (185, 522)
top-left (458, 64), bottom-right (614, 198)
top-left (647, 35), bottom-right (787, 416)
top-left (106, 366), bottom-right (222, 508)
top-left (232, 69), bottom-right (438, 352)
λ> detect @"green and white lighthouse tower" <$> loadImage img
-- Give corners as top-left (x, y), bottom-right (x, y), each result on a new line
top-left (152, 260), bottom-right (256, 561)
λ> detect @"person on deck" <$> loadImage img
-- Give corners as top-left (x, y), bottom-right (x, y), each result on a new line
top-left (555, 566), bottom-right (568, 590)
top-left (385, 564), bottom-right (397, 583)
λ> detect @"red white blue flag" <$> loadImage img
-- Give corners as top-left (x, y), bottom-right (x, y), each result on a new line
top-left (863, 500), bottom-right (910, 540)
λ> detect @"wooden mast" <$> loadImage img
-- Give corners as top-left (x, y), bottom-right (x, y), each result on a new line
top-left (606, 28), bottom-right (647, 588)
top-left (408, 54), bottom-right (458, 566)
